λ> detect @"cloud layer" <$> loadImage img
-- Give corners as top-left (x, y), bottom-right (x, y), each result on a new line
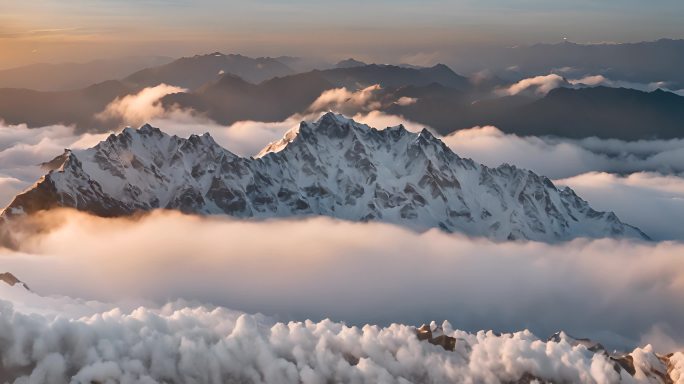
top-left (3, 107), bottom-right (684, 241)
top-left (5, 283), bottom-right (672, 384)
top-left (441, 125), bottom-right (684, 178)
top-left (557, 172), bottom-right (684, 241)
top-left (0, 122), bottom-right (110, 207)
top-left (500, 73), bottom-right (684, 96)
top-left (2, 84), bottom-right (684, 382)
top-left (95, 84), bottom-right (187, 127)
top-left (3, 210), bottom-right (684, 351)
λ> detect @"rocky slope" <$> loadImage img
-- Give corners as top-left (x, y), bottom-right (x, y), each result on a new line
top-left (1, 113), bottom-right (647, 241)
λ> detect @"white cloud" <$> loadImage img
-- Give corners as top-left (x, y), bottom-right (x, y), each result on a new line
top-left (308, 84), bottom-right (383, 114)
top-left (0, 176), bottom-right (25, 209)
top-left (0, 122), bottom-right (110, 208)
top-left (95, 84), bottom-right (187, 127)
top-left (3, 210), bottom-right (684, 352)
top-left (501, 73), bottom-right (684, 96)
top-left (144, 87), bottom-right (427, 157)
top-left (2, 90), bottom-right (684, 381)
top-left (438, 128), bottom-right (684, 239)
top-left (395, 96), bottom-right (418, 106)
top-left (441, 125), bottom-right (684, 178)
top-left (350, 110), bottom-right (430, 134)
top-left (5, 282), bottom-right (669, 384)
top-left (569, 75), bottom-right (683, 94)
top-left (148, 112), bottom-right (302, 158)
top-left (499, 74), bottom-right (568, 96)
top-left (4, 112), bottom-right (684, 242)
top-left (557, 172), bottom-right (684, 241)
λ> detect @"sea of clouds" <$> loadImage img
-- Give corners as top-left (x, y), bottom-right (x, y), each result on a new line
top-left (3, 83), bottom-right (684, 239)
top-left (5, 281), bottom-right (678, 384)
top-left (2, 81), bottom-right (684, 383)
top-left (2, 210), bottom-right (684, 352)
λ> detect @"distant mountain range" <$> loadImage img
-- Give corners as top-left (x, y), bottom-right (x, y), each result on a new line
top-left (0, 48), bottom-right (683, 140)
top-left (0, 80), bottom-right (136, 131)
top-left (382, 85), bottom-right (684, 139)
top-left (484, 86), bottom-right (684, 139)
top-left (335, 58), bottom-right (367, 69)
top-left (456, 39), bottom-right (684, 90)
top-left (161, 63), bottom-right (470, 125)
top-left (2, 113), bottom-right (647, 242)
top-left (123, 52), bottom-right (296, 89)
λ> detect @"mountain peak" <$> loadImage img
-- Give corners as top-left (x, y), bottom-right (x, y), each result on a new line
top-left (3, 115), bottom-right (647, 242)
top-left (335, 58), bottom-right (367, 69)
top-left (138, 123), bottom-right (162, 135)
top-left (317, 111), bottom-right (352, 126)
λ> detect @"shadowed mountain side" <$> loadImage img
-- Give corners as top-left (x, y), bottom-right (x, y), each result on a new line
top-left (384, 86), bottom-right (684, 139)
top-left (162, 72), bottom-right (335, 124)
top-left (463, 39), bottom-right (684, 89)
top-left (123, 52), bottom-right (296, 90)
top-left (159, 64), bottom-right (470, 125)
top-left (497, 87), bottom-right (684, 139)
top-left (316, 63), bottom-right (470, 90)
top-left (335, 58), bottom-right (368, 69)
top-left (0, 80), bottom-right (139, 132)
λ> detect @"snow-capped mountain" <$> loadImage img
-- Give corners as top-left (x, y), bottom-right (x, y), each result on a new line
top-left (2, 113), bottom-right (647, 241)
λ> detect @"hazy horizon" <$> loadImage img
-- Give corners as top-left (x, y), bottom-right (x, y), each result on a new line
top-left (2, 0), bottom-right (684, 69)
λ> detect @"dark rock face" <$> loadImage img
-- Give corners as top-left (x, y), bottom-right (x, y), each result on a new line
top-left (416, 324), bottom-right (457, 351)
top-left (1, 114), bottom-right (647, 242)
top-left (0, 273), bottom-right (30, 291)
top-left (416, 327), bottom-right (682, 383)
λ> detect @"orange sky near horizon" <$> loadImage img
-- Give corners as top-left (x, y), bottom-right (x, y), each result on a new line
top-left (1, 0), bottom-right (683, 69)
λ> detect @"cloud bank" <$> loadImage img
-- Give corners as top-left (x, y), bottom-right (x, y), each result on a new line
top-left (2, 210), bottom-right (684, 351)
top-left (308, 84), bottom-right (383, 115)
top-left (557, 172), bottom-right (684, 241)
top-left (500, 73), bottom-right (684, 96)
top-left (5, 283), bottom-right (675, 384)
top-left (499, 74), bottom-right (568, 96)
top-left (2, 84), bottom-right (684, 382)
top-left (3, 108), bottom-right (684, 241)
top-left (442, 125), bottom-right (684, 178)
top-left (95, 84), bottom-right (187, 127)
top-left (0, 122), bottom-right (110, 207)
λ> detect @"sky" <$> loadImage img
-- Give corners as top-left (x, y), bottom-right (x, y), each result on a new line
top-left (1, 0), bottom-right (684, 68)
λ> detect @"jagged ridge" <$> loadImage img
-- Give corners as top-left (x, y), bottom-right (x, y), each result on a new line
top-left (1, 113), bottom-right (647, 242)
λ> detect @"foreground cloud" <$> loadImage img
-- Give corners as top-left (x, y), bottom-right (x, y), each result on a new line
top-left (2, 210), bottom-right (684, 351)
top-left (8, 281), bottom-right (680, 384)
top-left (3, 280), bottom-right (681, 384)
